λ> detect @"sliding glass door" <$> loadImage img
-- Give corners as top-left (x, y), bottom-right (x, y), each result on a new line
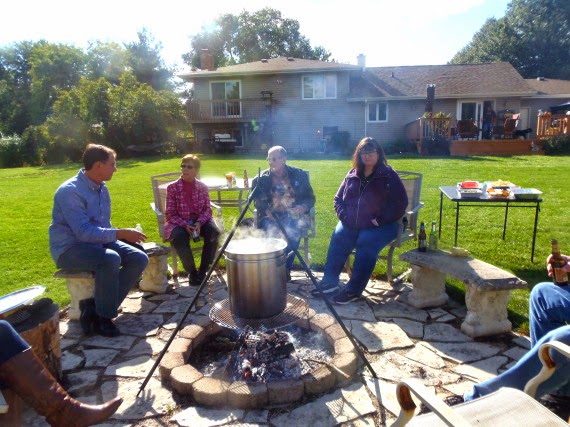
top-left (211, 81), bottom-right (241, 117)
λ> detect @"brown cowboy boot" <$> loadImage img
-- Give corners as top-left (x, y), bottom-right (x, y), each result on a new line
top-left (0, 348), bottom-right (122, 427)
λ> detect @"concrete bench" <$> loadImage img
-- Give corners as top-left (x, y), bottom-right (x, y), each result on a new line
top-left (54, 242), bottom-right (170, 320)
top-left (399, 249), bottom-right (527, 338)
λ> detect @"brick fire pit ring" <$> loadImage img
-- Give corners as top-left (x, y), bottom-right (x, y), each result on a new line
top-left (158, 310), bottom-right (360, 408)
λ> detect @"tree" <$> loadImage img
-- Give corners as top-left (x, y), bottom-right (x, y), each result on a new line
top-left (29, 42), bottom-right (86, 125)
top-left (85, 41), bottom-right (129, 85)
top-left (106, 72), bottom-right (186, 154)
top-left (0, 41), bottom-right (35, 135)
top-left (125, 28), bottom-right (173, 91)
top-left (450, 0), bottom-right (570, 79)
top-left (183, 8), bottom-right (331, 68)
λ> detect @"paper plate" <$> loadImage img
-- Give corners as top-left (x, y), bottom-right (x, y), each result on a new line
top-left (0, 286), bottom-right (46, 315)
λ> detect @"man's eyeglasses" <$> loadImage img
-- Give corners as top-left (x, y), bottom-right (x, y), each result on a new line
top-left (180, 164), bottom-right (195, 169)
top-left (266, 157), bottom-right (282, 162)
top-left (360, 150), bottom-right (377, 156)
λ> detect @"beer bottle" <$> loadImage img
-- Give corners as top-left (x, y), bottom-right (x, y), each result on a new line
top-left (550, 239), bottom-right (568, 286)
top-left (418, 222), bottom-right (427, 252)
top-left (428, 220), bottom-right (438, 251)
top-left (243, 169), bottom-right (249, 188)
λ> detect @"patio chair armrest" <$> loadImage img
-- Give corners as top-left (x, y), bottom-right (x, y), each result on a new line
top-left (524, 340), bottom-right (570, 397)
top-left (391, 379), bottom-right (471, 427)
top-left (210, 201), bottom-right (222, 214)
top-left (407, 202), bottom-right (424, 216)
top-left (210, 201), bottom-right (224, 231)
top-left (150, 202), bottom-right (162, 217)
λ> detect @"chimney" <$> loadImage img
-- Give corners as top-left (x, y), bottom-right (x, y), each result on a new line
top-left (200, 49), bottom-right (215, 71)
top-left (425, 84), bottom-right (436, 113)
top-left (357, 54), bottom-right (366, 69)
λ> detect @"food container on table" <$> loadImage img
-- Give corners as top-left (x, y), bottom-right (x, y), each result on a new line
top-left (485, 180), bottom-right (515, 189)
top-left (512, 188), bottom-right (542, 200)
top-left (486, 187), bottom-right (512, 198)
top-left (457, 181), bottom-right (483, 198)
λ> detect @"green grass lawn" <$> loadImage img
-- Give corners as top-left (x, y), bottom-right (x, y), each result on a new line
top-left (1, 153), bottom-right (568, 333)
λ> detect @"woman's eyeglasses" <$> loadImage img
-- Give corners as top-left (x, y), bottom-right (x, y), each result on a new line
top-left (180, 164), bottom-right (195, 169)
top-left (360, 150), bottom-right (377, 156)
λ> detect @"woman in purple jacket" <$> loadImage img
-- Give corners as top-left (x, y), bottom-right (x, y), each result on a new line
top-left (313, 137), bottom-right (408, 304)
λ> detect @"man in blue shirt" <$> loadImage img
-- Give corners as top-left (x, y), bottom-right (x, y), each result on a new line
top-left (49, 144), bottom-right (148, 337)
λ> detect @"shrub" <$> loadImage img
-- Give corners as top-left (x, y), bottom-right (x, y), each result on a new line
top-left (382, 139), bottom-right (417, 154)
top-left (21, 125), bottom-right (50, 166)
top-left (327, 131), bottom-right (351, 154)
top-left (0, 134), bottom-right (22, 168)
top-left (542, 134), bottom-right (570, 155)
top-left (424, 134), bottom-right (450, 156)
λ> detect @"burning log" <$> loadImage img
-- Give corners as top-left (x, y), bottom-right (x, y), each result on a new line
top-left (225, 326), bottom-right (297, 382)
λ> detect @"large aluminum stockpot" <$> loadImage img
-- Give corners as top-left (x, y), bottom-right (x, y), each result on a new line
top-left (225, 237), bottom-right (288, 319)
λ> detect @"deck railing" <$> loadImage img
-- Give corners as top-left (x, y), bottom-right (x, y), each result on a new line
top-left (405, 117), bottom-right (452, 150)
top-left (536, 113), bottom-right (569, 140)
top-left (186, 98), bottom-right (272, 123)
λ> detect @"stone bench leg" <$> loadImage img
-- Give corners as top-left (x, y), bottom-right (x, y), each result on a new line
top-left (66, 276), bottom-right (95, 320)
top-left (406, 264), bottom-right (449, 308)
top-left (461, 287), bottom-right (512, 338)
top-left (139, 252), bottom-right (169, 294)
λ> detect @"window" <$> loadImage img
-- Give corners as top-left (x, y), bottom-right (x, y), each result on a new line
top-left (368, 102), bottom-right (388, 122)
top-left (302, 74), bottom-right (337, 99)
top-left (211, 81), bottom-right (241, 117)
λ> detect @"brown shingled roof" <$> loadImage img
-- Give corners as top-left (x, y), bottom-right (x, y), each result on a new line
top-left (349, 62), bottom-right (535, 99)
top-left (525, 78), bottom-right (570, 95)
top-left (178, 57), bottom-right (360, 80)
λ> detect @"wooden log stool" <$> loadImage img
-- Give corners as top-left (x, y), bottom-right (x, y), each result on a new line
top-left (0, 299), bottom-right (61, 425)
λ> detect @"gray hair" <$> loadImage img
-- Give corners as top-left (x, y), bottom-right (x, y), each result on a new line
top-left (268, 145), bottom-right (287, 158)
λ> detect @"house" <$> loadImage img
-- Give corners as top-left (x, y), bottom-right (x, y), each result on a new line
top-left (178, 52), bottom-right (570, 154)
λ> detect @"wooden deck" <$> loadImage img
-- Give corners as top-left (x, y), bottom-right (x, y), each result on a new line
top-left (450, 139), bottom-right (543, 156)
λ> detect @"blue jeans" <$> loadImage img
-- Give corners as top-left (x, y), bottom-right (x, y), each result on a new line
top-left (482, 122), bottom-right (493, 138)
top-left (321, 221), bottom-right (398, 295)
top-left (57, 241), bottom-right (148, 319)
top-left (0, 320), bottom-right (30, 365)
top-left (260, 213), bottom-right (304, 270)
top-left (530, 282), bottom-right (570, 346)
top-left (464, 325), bottom-right (570, 401)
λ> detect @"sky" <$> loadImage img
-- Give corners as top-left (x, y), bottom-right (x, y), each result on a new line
top-left (1, 0), bottom-right (512, 73)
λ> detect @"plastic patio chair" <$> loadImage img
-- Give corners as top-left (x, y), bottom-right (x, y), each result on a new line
top-left (390, 340), bottom-right (570, 426)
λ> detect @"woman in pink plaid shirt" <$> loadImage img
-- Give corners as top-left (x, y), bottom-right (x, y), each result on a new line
top-left (164, 155), bottom-right (221, 285)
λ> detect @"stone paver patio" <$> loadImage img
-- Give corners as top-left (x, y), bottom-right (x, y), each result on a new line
top-left (22, 270), bottom-right (531, 426)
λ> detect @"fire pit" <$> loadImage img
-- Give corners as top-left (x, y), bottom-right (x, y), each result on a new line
top-left (158, 312), bottom-right (360, 409)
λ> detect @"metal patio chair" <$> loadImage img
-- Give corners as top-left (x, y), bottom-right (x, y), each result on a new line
top-left (344, 170), bottom-right (424, 283)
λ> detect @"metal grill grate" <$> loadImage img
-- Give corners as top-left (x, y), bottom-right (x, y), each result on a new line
top-left (209, 294), bottom-right (309, 331)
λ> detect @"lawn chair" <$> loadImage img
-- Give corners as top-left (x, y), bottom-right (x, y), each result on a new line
top-left (150, 172), bottom-right (223, 278)
top-left (390, 340), bottom-right (570, 426)
top-left (456, 119), bottom-right (479, 140)
top-left (503, 118), bottom-right (517, 139)
top-left (344, 171), bottom-right (424, 283)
